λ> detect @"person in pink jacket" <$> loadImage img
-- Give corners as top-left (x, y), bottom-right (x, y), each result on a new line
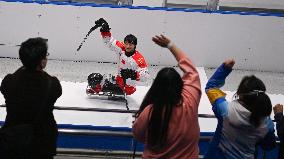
top-left (132, 34), bottom-right (202, 159)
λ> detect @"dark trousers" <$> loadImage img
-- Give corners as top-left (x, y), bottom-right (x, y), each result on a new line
top-left (279, 143), bottom-right (284, 159)
top-left (0, 149), bottom-right (54, 159)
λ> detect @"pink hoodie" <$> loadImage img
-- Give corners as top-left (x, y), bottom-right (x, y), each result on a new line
top-left (132, 52), bottom-right (201, 159)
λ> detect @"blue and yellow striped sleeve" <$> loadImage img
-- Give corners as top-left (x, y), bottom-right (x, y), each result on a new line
top-left (205, 63), bottom-right (232, 118)
top-left (205, 63), bottom-right (232, 91)
top-left (206, 88), bottom-right (226, 104)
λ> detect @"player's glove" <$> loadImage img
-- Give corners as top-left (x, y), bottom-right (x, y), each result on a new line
top-left (120, 69), bottom-right (137, 80)
top-left (100, 22), bottom-right (111, 32)
top-left (129, 69), bottom-right (137, 80)
top-left (95, 18), bottom-right (107, 27)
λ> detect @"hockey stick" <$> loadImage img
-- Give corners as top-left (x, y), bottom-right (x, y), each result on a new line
top-left (132, 138), bottom-right (137, 159)
top-left (77, 24), bottom-right (100, 51)
top-left (120, 70), bottom-right (130, 110)
top-left (122, 76), bottom-right (129, 110)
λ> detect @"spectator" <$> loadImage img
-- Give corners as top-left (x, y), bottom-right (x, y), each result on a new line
top-left (0, 37), bottom-right (62, 159)
top-left (273, 104), bottom-right (284, 159)
top-left (204, 59), bottom-right (276, 159)
top-left (132, 35), bottom-right (201, 159)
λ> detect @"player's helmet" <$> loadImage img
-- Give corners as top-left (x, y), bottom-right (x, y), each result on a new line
top-left (88, 73), bottom-right (103, 87)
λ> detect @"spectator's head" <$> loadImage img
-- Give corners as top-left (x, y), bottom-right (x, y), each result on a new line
top-left (19, 37), bottom-right (48, 70)
top-left (136, 67), bottom-right (183, 149)
top-left (124, 34), bottom-right (137, 56)
top-left (237, 75), bottom-right (272, 127)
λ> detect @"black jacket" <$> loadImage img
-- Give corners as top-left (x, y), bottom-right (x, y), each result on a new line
top-left (275, 112), bottom-right (284, 159)
top-left (0, 67), bottom-right (62, 156)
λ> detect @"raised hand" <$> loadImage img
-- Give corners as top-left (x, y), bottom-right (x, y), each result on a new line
top-left (100, 23), bottom-right (111, 32)
top-left (152, 35), bottom-right (171, 48)
top-left (273, 104), bottom-right (283, 114)
top-left (95, 18), bottom-right (107, 27)
top-left (223, 59), bottom-right (235, 69)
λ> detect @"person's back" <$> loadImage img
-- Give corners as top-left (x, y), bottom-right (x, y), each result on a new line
top-left (136, 101), bottom-right (200, 158)
top-left (132, 35), bottom-right (201, 159)
top-left (0, 37), bottom-right (62, 159)
top-left (219, 101), bottom-right (273, 158)
top-left (204, 59), bottom-right (276, 159)
top-left (273, 104), bottom-right (284, 159)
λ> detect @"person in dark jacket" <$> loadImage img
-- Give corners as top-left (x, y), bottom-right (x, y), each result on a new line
top-left (273, 104), bottom-right (284, 159)
top-left (0, 37), bottom-right (62, 159)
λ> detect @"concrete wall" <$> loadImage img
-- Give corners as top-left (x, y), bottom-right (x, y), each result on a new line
top-left (167, 0), bottom-right (208, 5)
top-left (0, 1), bottom-right (284, 72)
top-left (219, 0), bottom-right (284, 10)
top-left (133, 0), bottom-right (164, 7)
top-left (165, 0), bottom-right (284, 9)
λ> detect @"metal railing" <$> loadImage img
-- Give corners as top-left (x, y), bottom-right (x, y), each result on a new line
top-left (0, 104), bottom-right (277, 159)
top-left (56, 148), bottom-right (143, 158)
top-left (56, 128), bottom-right (211, 158)
top-left (0, 104), bottom-right (217, 118)
top-left (0, 103), bottom-right (213, 158)
top-left (59, 128), bottom-right (213, 140)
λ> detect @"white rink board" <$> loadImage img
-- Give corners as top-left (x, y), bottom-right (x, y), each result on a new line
top-left (1, 1), bottom-right (284, 72)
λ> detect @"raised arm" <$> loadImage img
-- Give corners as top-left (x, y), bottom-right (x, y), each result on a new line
top-left (274, 104), bottom-right (284, 143)
top-left (96, 18), bottom-right (124, 55)
top-left (152, 35), bottom-right (201, 107)
top-left (205, 59), bottom-right (235, 118)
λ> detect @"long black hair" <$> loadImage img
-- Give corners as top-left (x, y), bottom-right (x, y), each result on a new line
top-left (135, 67), bottom-right (183, 149)
top-left (236, 75), bottom-right (272, 127)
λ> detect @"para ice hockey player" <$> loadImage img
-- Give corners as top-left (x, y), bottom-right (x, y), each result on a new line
top-left (87, 18), bottom-right (149, 96)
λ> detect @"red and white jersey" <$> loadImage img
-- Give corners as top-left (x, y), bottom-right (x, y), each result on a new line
top-left (101, 32), bottom-right (149, 87)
